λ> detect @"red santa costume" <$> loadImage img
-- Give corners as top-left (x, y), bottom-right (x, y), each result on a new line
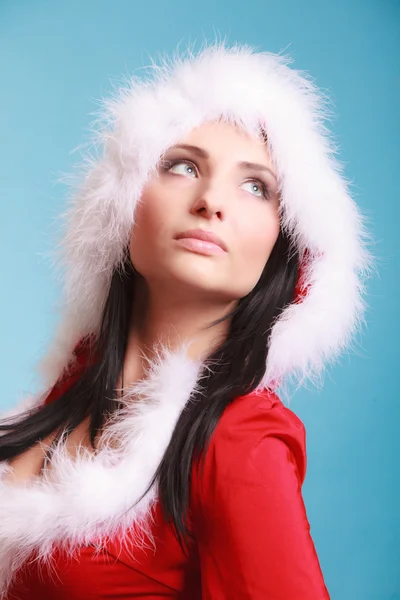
top-left (0, 42), bottom-right (373, 599)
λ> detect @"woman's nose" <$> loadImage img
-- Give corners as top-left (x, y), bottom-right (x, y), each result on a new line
top-left (190, 182), bottom-right (227, 220)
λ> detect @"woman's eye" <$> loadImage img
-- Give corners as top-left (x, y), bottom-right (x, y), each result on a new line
top-left (241, 180), bottom-right (269, 199)
top-left (168, 161), bottom-right (197, 178)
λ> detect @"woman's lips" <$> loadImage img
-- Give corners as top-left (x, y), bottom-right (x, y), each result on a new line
top-left (174, 237), bottom-right (227, 255)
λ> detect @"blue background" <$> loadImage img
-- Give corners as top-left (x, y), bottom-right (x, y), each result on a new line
top-left (0, 1), bottom-right (398, 598)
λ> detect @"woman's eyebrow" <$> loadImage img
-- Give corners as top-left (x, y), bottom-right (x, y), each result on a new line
top-left (170, 144), bottom-right (209, 160)
top-left (169, 144), bottom-right (277, 182)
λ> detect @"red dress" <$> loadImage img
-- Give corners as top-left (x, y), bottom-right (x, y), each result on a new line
top-left (5, 349), bottom-right (330, 599)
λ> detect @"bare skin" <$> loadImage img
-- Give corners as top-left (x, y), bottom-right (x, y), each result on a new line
top-left (6, 119), bottom-right (281, 484)
top-left (5, 419), bottom-right (93, 484)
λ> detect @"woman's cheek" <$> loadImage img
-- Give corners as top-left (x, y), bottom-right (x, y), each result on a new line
top-left (239, 226), bottom-right (276, 275)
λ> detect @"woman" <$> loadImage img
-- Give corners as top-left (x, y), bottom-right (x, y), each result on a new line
top-left (0, 42), bottom-right (373, 599)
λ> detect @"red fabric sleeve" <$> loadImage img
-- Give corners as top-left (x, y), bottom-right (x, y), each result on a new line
top-left (191, 391), bottom-right (330, 600)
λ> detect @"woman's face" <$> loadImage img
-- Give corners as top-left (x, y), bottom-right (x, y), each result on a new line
top-left (129, 120), bottom-right (281, 303)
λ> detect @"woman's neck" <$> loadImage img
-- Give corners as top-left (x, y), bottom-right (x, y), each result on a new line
top-left (121, 277), bottom-right (235, 387)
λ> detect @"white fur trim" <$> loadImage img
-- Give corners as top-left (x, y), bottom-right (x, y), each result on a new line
top-left (0, 343), bottom-right (202, 595)
top-left (37, 40), bottom-right (374, 394)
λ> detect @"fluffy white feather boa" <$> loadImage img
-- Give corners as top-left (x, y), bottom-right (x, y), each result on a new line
top-left (0, 343), bottom-right (203, 596)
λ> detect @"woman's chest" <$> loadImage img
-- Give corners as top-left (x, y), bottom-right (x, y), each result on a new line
top-left (6, 502), bottom-right (201, 600)
top-left (4, 417), bottom-right (93, 485)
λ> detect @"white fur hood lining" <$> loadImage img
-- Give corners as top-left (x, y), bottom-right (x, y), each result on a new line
top-left (38, 41), bottom-right (374, 395)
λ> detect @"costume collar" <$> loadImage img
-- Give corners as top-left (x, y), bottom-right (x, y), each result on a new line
top-left (0, 343), bottom-right (202, 594)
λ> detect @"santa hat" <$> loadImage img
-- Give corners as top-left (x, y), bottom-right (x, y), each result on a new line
top-left (40, 41), bottom-right (374, 395)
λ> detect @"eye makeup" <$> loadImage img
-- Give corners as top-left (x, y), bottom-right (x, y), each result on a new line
top-left (159, 151), bottom-right (275, 201)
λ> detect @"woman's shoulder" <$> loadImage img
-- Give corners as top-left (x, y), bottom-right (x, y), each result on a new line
top-left (194, 388), bottom-right (307, 489)
top-left (43, 337), bottom-right (96, 405)
top-left (221, 387), bottom-right (305, 438)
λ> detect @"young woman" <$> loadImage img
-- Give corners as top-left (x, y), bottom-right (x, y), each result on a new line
top-left (0, 43), bottom-right (373, 599)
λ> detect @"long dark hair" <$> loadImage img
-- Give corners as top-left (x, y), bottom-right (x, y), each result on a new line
top-left (0, 227), bottom-right (299, 549)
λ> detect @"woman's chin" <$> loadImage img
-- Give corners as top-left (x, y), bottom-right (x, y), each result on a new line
top-left (158, 267), bottom-right (227, 297)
